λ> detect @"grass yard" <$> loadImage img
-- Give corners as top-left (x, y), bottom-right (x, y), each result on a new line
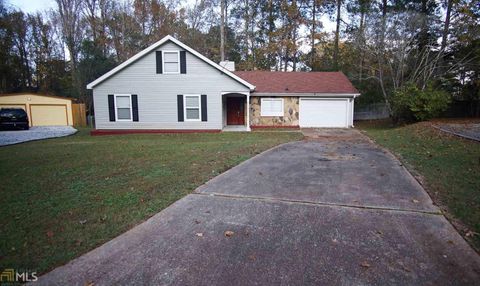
top-left (0, 129), bottom-right (302, 274)
top-left (357, 120), bottom-right (480, 251)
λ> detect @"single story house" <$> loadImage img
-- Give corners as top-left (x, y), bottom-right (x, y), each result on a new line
top-left (87, 35), bottom-right (359, 133)
top-left (0, 93), bottom-right (74, 126)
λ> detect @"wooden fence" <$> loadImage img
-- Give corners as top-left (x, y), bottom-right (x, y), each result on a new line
top-left (72, 103), bottom-right (87, 127)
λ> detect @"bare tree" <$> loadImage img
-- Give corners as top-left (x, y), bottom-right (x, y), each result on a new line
top-left (220, 0), bottom-right (225, 61)
top-left (333, 0), bottom-right (341, 70)
top-left (54, 0), bottom-right (84, 96)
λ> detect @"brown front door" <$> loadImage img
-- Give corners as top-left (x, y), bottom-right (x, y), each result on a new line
top-left (226, 97), bottom-right (245, 125)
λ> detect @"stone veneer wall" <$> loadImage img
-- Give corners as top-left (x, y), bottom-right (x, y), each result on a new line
top-left (250, 96), bottom-right (299, 127)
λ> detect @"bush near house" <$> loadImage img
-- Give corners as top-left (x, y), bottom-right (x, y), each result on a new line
top-left (392, 83), bottom-right (451, 122)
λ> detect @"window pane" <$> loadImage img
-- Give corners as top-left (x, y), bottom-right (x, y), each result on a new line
top-left (117, 108), bottom-right (131, 119)
top-left (261, 99), bottom-right (283, 116)
top-left (116, 96), bottom-right (130, 108)
top-left (185, 96), bottom-right (199, 108)
top-left (164, 62), bottom-right (179, 73)
top-left (164, 52), bottom-right (178, 62)
top-left (271, 100), bottom-right (283, 112)
top-left (186, 108), bottom-right (199, 119)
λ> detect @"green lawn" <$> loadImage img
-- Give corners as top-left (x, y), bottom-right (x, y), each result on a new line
top-left (357, 120), bottom-right (480, 251)
top-left (0, 129), bottom-right (302, 274)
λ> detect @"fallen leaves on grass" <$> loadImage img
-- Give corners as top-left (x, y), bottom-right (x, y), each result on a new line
top-left (465, 231), bottom-right (478, 238)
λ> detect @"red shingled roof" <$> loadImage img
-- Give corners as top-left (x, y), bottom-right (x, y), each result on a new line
top-left (234, 71), bottom-right (359, 94)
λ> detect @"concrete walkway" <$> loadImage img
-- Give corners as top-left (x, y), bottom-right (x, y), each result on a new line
top-left (37, 129), bottom-right (480, 285)
top-left (433, 123), bottom-right (480, 142)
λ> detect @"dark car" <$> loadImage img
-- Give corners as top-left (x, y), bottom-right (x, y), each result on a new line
top-left (0, 108), bottom-right (29, 130)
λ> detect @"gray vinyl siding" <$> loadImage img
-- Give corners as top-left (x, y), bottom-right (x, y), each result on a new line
top-left (93, 41), bottom-right (249, 129)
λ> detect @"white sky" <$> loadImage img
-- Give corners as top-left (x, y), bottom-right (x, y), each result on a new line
top-left (9, 0), bottom-right (56, 13)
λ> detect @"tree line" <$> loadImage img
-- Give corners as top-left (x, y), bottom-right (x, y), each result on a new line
top-left (0, 0), bottom-right (478, 118)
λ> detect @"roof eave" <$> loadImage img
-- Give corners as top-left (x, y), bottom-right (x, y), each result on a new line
top-left (252, 92), bottom-right (361, 96)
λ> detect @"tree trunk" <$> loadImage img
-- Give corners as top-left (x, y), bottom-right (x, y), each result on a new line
top-left (311, 0), bottom-right (316, 69)
top-left (358, 7), bottom-right (365, 81)
top-left (379, 0), bottom-right (392, 113)
top-left (220, 0), bottom-right (225, 61)
top-left (268, 0), bottom-right (275, 68)
top-left (441, 0), bottom-right (453, 52)
top-left (419, 0), bottom-right (428, 51)
top-left (333, 0), bottom-right (341, 71)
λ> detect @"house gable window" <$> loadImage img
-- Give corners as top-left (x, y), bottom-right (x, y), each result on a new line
top-left (184, 94), bottom-right (201, 121)
top-left (115, 94), bottom-right (132, 121)
top-left (261, 98), bottom-right (284, 117)
top-left (162, 51), bottom-right (180, 74)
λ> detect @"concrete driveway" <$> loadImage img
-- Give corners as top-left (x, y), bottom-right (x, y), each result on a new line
top-left (37, 129), bottom-right (480, 285)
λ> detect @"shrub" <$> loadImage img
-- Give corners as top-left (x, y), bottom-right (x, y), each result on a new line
top-left (392, 83), bottom-right (451, 122)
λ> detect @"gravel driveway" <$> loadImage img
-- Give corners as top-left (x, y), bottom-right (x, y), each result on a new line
top-left (0, 126), bottom-right (77, 146)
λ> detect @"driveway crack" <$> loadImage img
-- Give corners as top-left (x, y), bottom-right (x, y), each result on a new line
top-left (193, 192), bottom-right (442, 215)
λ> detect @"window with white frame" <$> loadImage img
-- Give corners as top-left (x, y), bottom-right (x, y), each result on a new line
top-left (115, 94), bottom-right (132, 121)
top-left (184, 94), bottom-right (201, 121)
top-left (261, 98), bottom-right (284, 116)
top-left (163, 51), bottom-right (180, 73)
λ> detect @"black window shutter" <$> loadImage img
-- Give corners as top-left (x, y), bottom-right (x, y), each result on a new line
top-left (156, 51), bottom-right (162, 74)
top-left (177, 94), bottom-right (184, 122)
top-left (180, 51), bottom-right (186, 74)
top-left (201, 94), bottom-right (207, 121)
top-left (108, 94), bottom-right (115, 121)
top-left (132, 94), bottom-right (139, 122)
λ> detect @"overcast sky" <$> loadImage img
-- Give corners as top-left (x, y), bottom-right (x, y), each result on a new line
top-left (9, 0), bottom-right (56, 13)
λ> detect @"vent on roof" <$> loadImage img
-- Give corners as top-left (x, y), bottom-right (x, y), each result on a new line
top-left (219, 61), bottom-right (235, 72)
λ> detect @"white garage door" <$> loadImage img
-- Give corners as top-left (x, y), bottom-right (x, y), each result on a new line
top-left (299, 98), bottom-right (349, 128)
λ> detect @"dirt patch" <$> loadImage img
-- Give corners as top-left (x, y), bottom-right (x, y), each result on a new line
top-left (302, 128), bottom-right (370, 143)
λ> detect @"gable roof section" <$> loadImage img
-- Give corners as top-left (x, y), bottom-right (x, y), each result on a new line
top-left (86, 35), bottom-right (255, 90)
top-left (234, 71), bottom-right (359, 94)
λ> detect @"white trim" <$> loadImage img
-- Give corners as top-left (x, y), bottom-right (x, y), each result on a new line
top-left (246, 94), bottom-right (250, 131)
top-left (221, 91), bottom-right (250, 96)
top-left (86, 35), bottom-right (256, 90)
top-left (260, 98), bottom-right (284, 117)
top-left (114, 94), bottom-right (133, 122)
top-left (183, 94), bottom-right (201, 121)
top-left (162, 50), bottom-right (180, 74)
top-left (253, 92), bottom-right (360, 97)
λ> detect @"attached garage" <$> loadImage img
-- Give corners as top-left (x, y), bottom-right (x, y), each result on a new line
top-left (235, 71), bottom-right (360, 129)
top-left (299, 98), bottom-right (353, 128)
top-left (0, 93), bottom-right (73, 127)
